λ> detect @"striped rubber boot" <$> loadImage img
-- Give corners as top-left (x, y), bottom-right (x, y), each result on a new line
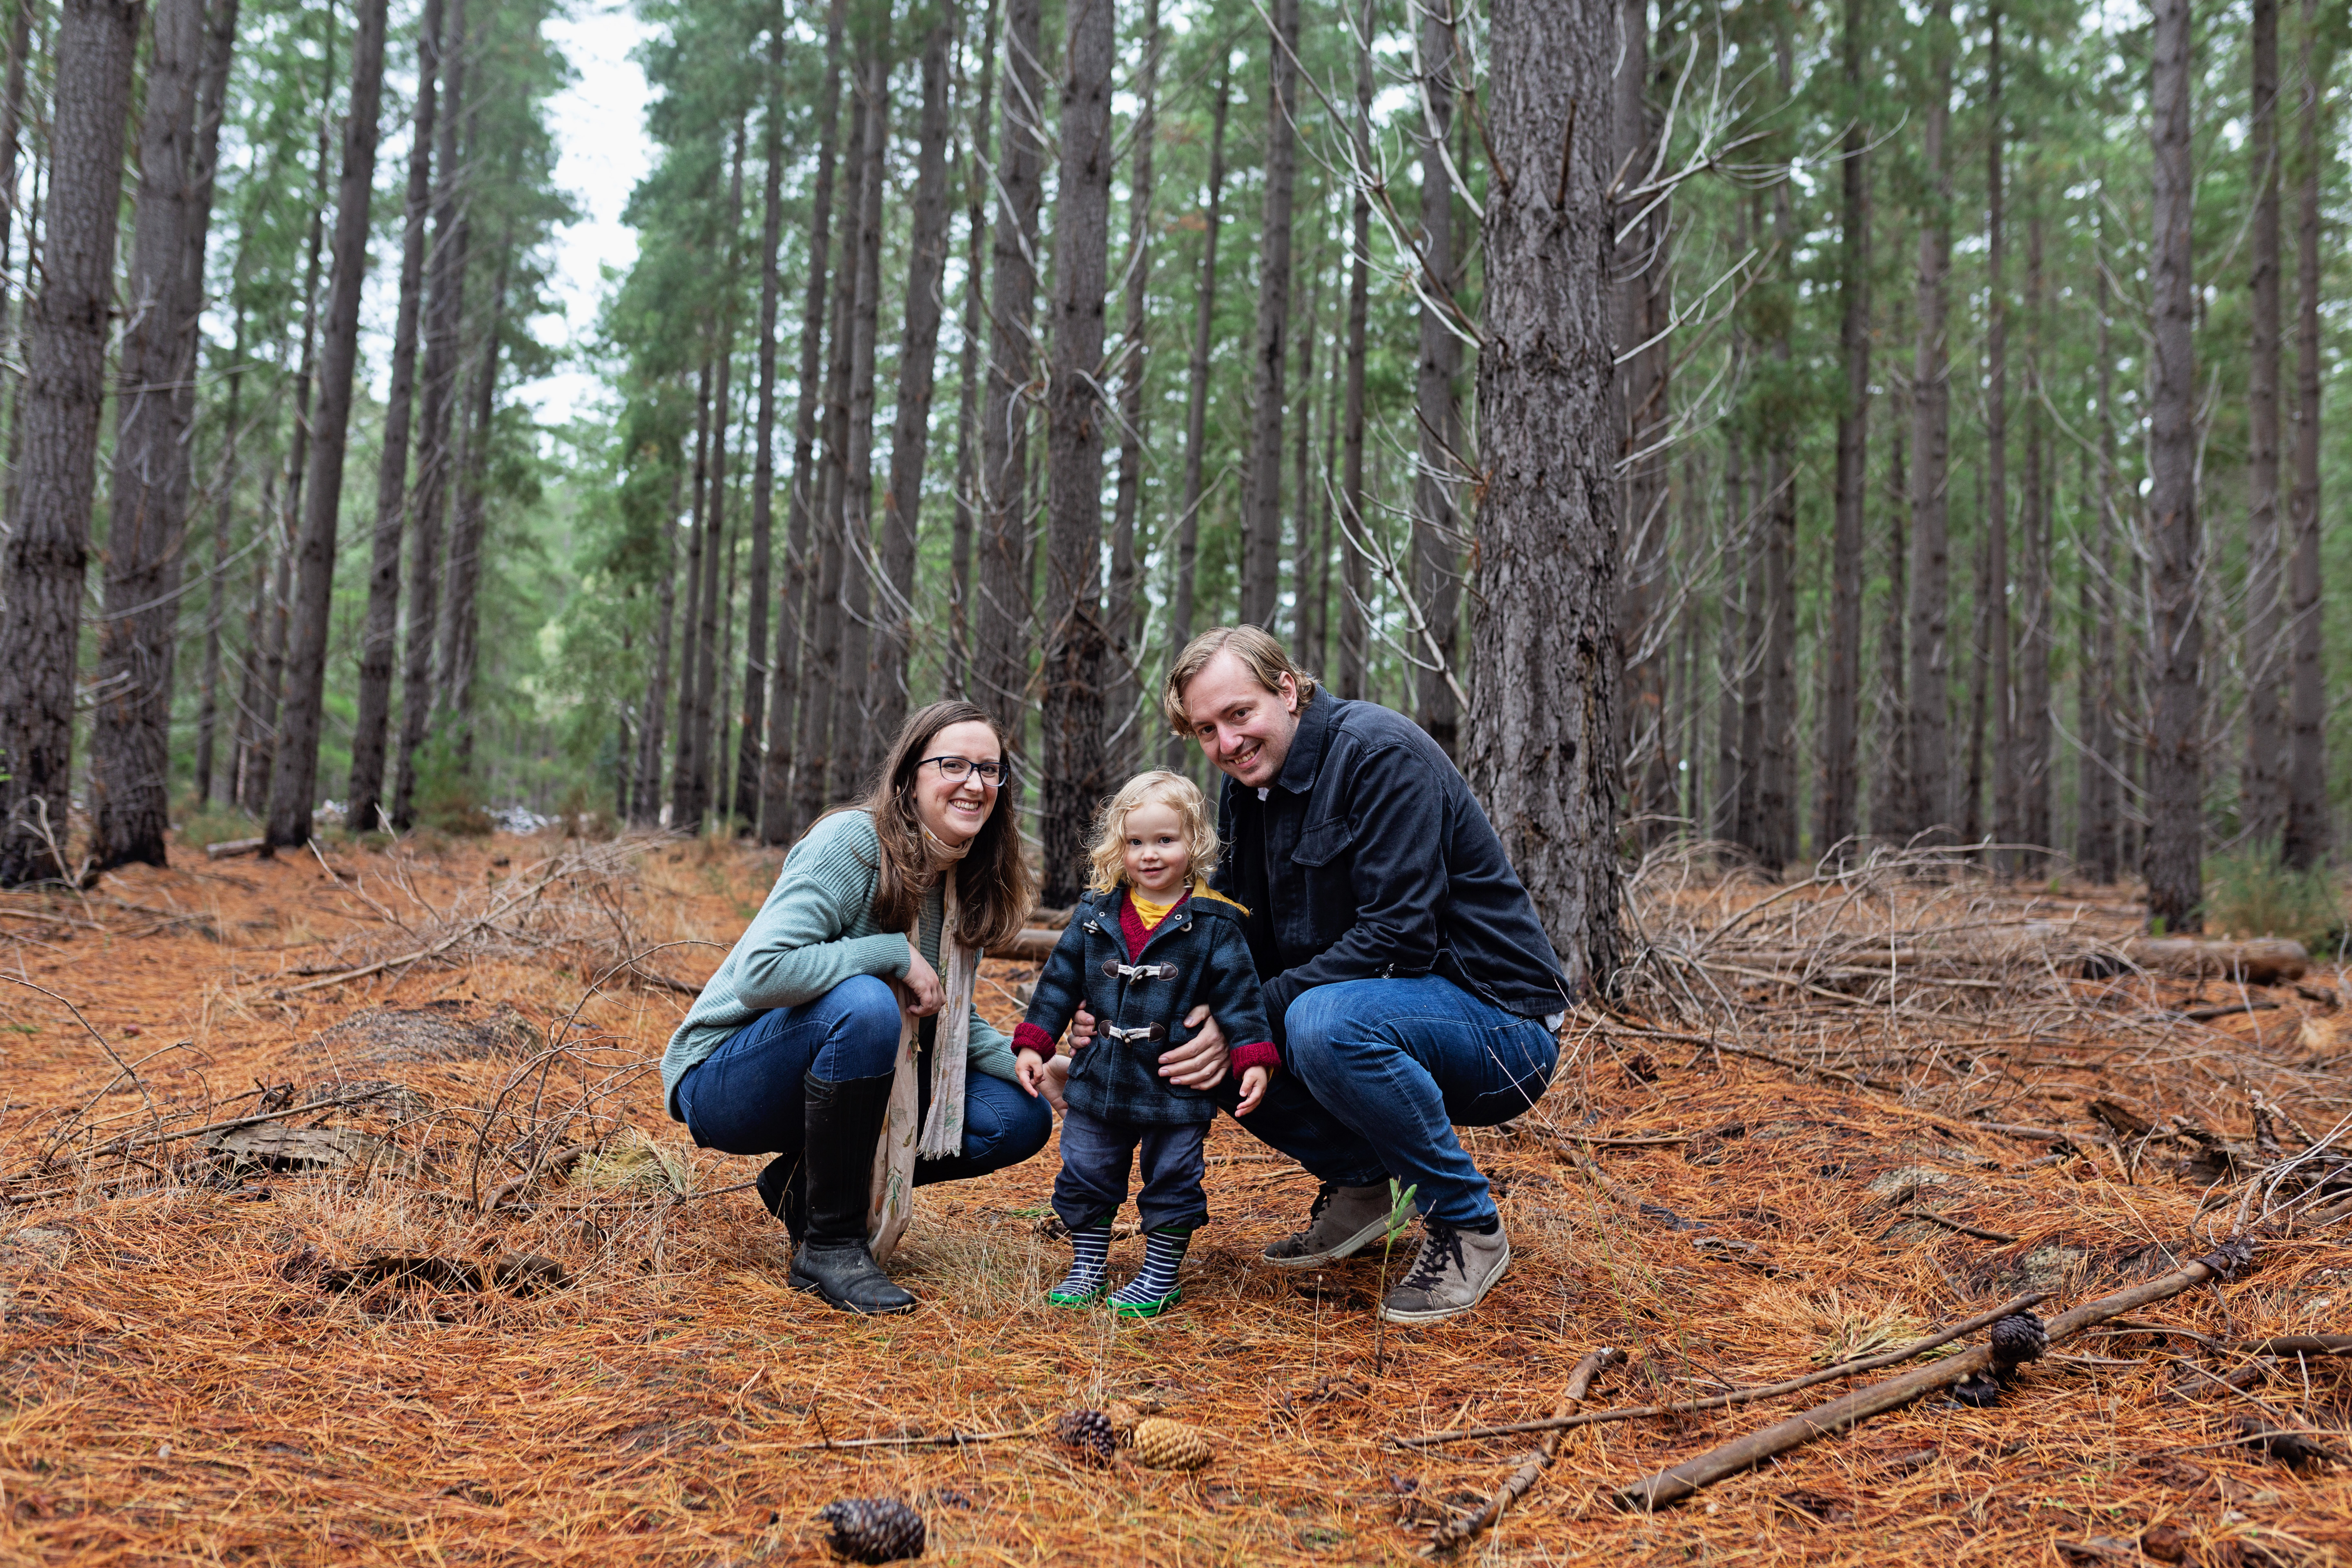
top-left (1108, 1228), bottom-right (1191, 1319)
top-left (1048, 1226), bottom-right (1111, 1307)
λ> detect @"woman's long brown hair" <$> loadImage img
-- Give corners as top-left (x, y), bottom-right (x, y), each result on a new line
top-left (857, 700), bottom-right (1033, 949)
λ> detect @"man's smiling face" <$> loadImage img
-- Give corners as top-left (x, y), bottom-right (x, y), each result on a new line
top-left (1181, 650), bottom-right (1302, 789)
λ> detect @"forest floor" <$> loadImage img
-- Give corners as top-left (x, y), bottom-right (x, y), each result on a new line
top-left (1, 829), bottom-right (2348, 1566)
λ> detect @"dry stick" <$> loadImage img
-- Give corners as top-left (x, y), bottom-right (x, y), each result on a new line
top-left (2235, 1334), bottom-right (2352, 1356)
top-left (1394, 1291), bottom-right (2049, 1449)
top-left (83, 1086), bottom-right (424, 1160)
top-left (274, 864), bottom-right (568, 995)
top-left (784, 1420), bottom-right (1044, 1451)
top-left (1428, 1348), bottom-right (1622, 1554)
top-left (1610, 1246), bottom-right (2254, 1510)
top-left (1900, 1208), bottom-right (2020, 1244)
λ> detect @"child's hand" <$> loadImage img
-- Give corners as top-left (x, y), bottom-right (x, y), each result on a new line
top-left (1235, 1064), bottom-right (1271, 1116)
top-left (1015, 1048), bottom-right (1049, 1097)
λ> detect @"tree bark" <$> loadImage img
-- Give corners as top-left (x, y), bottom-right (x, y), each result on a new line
top-left (433, 246), bottom-right (507, 771)
top-left (875, 0), bottom-right (956, 746)
top-left (194, 306), bottom-right (245, 806)
top-left (2145, 0), bottom-right (2203, 931)
top-left (2281, 0), bottom-right (2328, 870)
top-left (1984, 4), bottom-right (2013, 868)
top-left (1412, 0), bottom-right (1463, 755)
top-left (760, 0), bottom-right (846, 844)
top-left (1817, 0), bottom-right (1869, 858)
top-left (733, 16), bottom-right (786, 832)
top-left (1238, 0), bottom-right (1300, 633)
top-left (1755, 34), bottom-right (1797, 872)
top-left (832, 47), bottom-right (888, 796)
top-left (690, 129), bottom-right (746, 827)
top-left (0, 0), bottom-right (142, 885)
top-left (1613, 0), bottom-right (1670, 841)
top-left (89, 0), bottom-right (209, 867)
top-left (348, 0), bottom-right (439, 835)
top-left (2245, 0), bottom-right (2285, 851)
top-left (973, 0), bottom-right (1045, 731)
top-left (2077, 256), bottom-right (2120, 881)
top-left (391, 0), bottom-right (469, 828)
top-left (267, 0), bottom-right (390, 851)
top-left (1160, 65), bottom-right (1229, 767)
top-left (672, 360), bottom-right (714, 827)
top-left (1336, 9), bottom-right (1371, 701)
top-left (1466, 0), bottom-right (1621, 997)
top-left (1038, 0), bottom-right (1115, 906)
top-left (945, 0), bottom-right (1000, 703)
top-left (0, 0), bottom-right (36, 347)
top-left (633, 461), bottom-right (680, 826)
top-left (1905, 0), bottom-right (1952, 840)
top-left (2017, 195), bottom-right (2050, 861)
top-left (1104, 0), bottom-right (1159, 778)
top-left (1871, 308), bottom-right (1909, 841)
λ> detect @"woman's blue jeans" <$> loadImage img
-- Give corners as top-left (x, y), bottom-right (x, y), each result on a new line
top-left (676, 974), bottom-right (1052, 1186)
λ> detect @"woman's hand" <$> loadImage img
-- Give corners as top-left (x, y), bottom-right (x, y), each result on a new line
top-left (1158, 1007), bottom-right (1229, 1089)
top-left (1067, 1004), bottom-right (1096, 1050)
top-left (902, 947), bottom-right (945, 1016)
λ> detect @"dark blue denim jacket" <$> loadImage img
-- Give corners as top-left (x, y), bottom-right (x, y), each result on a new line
top-left (1212, 693), bottom-right (1572, 1036)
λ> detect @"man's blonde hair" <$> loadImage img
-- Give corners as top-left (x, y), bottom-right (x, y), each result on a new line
top-left (1160, 625), bottom-right (1321, 735)
top-left (1085, 771), bottom-right (1221, 893)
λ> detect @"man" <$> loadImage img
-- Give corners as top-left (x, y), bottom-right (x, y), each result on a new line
top-left (1059, 626), bottom-right (1570, 1323)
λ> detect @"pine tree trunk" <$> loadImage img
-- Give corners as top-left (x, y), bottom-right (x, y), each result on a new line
top-left (1906, 0), bottom-right (1952, 841)
top-left (973, 0), bottom-right (1045, 731)
top-left (945, 0), bottom-right (999, 702)
top-left (1715, 432), bottom-right (1748, 846)
top-left (194, 309), bottom-right (245, 806)
top-left (793, 92), bottom-right (861, 833)
top-left (832, 50), bottom-right (888, 794)
top-left (1411, 0), bottom-right (1462, 755)
top-left (1237, 0), bottom-right (1299, 633)
top-left (1335, 11), bottom-right (1371, 702)
top-left (1613, 0), bottom-right (1664, 840)
top-left (2078, 260), bottom-right (2121, 880)
top-left (1289, 250), bottom-right (1321, 658)
top-left (391, 0), bottom-right (468, 828)
top-left (1466, 0), bottom-right (1621, 997)
top-left (1160, 66), bottom-right (1228, 767)
top-left (347, 0), bottom-right (438, 834)
top-left (760, 0), bottom-right (844, 844)
top-left (2145, 0), bottom-right (2203, 931)
top-left (267, 0), bottom-right (389, 851)
top-left (0, 0), bottom-right (142, 885)
top-left (1962, 467), bottom-right (1989, 844)
top-left (1756, 44), bottom-right (1798, 872)
top-left (1104, 0), bottom-right (1158, 778)
top-left (690, 133), bottom-right (746, 826)
top-left (1038, 0), bottom-right (1115, 906)
top-left (672, 361), bottom-right (714, 827)
top-left (0, 0), bottom-right (35, 336)
top-left (1871, 308), bottom-right (1909, 841)
top-left (874, 2), bottom-right (955, 745)
top-left (2245, 0), bottom-right (2285, 851)
top-left (634, 465), bottom-right (679, 826)
top-left (1984, 5), bottom-right (2013, 868)
top-left (733, 16), bottom-right (787, 831)
top-left (2281, 0), bottom-right (2329, 870)
top-left (1817, 0), bottom-right (1869, 859)
top-left (2017, 198), bottom-right (2050, 860)
top-left (90, 0), bottom-right (207, 868)
top-left (434, 248), bottom-right (507, 771)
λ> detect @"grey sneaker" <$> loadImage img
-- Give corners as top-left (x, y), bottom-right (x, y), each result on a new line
top-left (1376, 1219), bottom-right (1510, 1323)
top-left (1259, 1182), bottom-right (1402, 1270)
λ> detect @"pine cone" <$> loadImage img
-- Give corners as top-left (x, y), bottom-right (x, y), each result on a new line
top-left (1988, 1312), bottom-right (2048, 1370)
top-left (816, 1497), bottom-right (927, 1563)
top-left (1054, 1408), bottom-right (1116, 1465)
top-left (1105, 1400), bottom-right (1146, 1442)
top-left (1128, 1417), bottom-right (1216, 1471)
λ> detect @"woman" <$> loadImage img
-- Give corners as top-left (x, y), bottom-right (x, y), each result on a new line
top-left (661, 701), bottom-right (1051, 1315)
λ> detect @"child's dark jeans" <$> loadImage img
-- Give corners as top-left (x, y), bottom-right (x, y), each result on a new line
top-left (1051, 1106), bottom-right (1209, 1234)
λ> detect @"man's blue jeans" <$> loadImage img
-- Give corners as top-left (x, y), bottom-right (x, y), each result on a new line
top-left (677, 975), bottom-right (1053, 1186)
top-left (1211, 976), bottom-right (1557, 1229)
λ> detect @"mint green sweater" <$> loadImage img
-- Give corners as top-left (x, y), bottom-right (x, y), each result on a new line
top-left (660, 809), bottom-right (1019, 1119)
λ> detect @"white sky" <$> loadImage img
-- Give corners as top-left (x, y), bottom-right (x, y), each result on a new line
top-left (518, 1), bottom-right (655, 428)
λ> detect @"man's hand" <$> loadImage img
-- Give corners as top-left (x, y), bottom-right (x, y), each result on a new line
top-left (1158, 1005), bottom-right (1229, 1089)
top-left (902, 948), bottom-right (944, 1016)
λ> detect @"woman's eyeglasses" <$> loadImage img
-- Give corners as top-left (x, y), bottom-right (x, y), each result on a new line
top-left (919, 755), bottom-right (1010, 787)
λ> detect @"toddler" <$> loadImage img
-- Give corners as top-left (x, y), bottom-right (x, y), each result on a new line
top-left (1014, 771), bottom-right (1277, 1316)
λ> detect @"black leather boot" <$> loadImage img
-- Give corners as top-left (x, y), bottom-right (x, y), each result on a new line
top-left (788, 1072), bottom-right (918, 1315)
top-left (755, 1153), bottom-right (806, 1245)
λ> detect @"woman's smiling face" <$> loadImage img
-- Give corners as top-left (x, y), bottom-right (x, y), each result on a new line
top-left (913, 719), bottom-right (1003, 846)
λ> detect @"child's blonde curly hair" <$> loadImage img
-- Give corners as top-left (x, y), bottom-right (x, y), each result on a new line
top-left (1085, 771), bottom-right (1221, 894)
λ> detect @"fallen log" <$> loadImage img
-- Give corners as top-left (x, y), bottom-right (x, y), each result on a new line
top-left (1428, 1348), bottom-right (1621, 1554)
top-left (2234, 1334), bottom-right (2352, 1358)
top-left (205, 837), bottom-right (267, 860)
top-left (2125, 936), bottom-right (2307, 985)
top-left (1610, 1239), bottom-right (2258, 1511)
